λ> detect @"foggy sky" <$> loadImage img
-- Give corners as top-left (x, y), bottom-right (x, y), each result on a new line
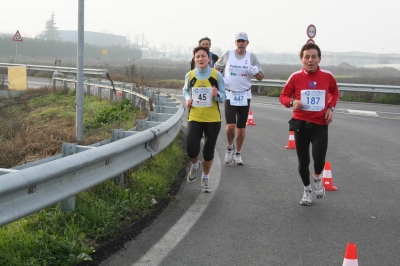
top-left (1, 0), bottom-right (399, 55)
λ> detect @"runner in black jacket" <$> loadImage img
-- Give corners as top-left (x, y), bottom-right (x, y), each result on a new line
top-left (190, 37), bottom-right (219, 70)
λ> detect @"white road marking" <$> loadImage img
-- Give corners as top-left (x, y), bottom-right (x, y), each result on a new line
top-left (130, 139), bottom-right (222, 266)
top-left (348, 109), bottom-right (378, 116)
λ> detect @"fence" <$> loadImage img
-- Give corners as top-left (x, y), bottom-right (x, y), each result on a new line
top-left (251, 79), bottom-right (400, 95)
top-left (0, 63), bottom-right (107, 75)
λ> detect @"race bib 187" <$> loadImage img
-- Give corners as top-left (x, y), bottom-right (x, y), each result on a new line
top-left (300, 90), bottom-right (326, 111)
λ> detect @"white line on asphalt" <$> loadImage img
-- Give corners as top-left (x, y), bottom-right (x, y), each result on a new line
top-left (130, 135), bottom-right (222, 266)
top-left (347, 109), bottom-right (378, 116)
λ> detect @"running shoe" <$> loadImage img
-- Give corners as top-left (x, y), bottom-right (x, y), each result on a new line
top-left (187, 161), bottom-right (201, 183)
top-left (300, 190), bottom-right (313, 206)
top-left (313, 173), bottom-right (325, 199)
top-left (224, 145), bottom-right (236, 164)
top-left (201, 178), bottom-right (211, 193)
top-left (233, 153), bottom-right (244, 165)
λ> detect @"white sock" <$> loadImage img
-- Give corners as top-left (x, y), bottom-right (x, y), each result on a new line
top-left (192, 160), bottom-right (200, 169)
top-left (202, 174), bottom-right (209, 180)
top-left (227, 144), bottom-right (234, 149)
top-left (304, 185), bottom-right (311, 191)
top-left (314, 173), bottom-right (322, 180)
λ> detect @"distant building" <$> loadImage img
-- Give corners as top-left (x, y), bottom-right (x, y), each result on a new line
top-left (138, 48), bottom-right (170, 59)
top-left (58, 30), bottom-right (127, 46)
top-left (140, 47), bottom-right (151, 59)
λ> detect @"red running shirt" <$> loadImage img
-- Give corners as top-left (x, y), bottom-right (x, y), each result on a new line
top-left (279, 67), bottom-right (339, 125)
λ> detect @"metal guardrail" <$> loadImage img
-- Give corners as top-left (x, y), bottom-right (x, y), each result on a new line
top-left (251, 79), bottom-right (400, 94)
top-left (53, 76), bottom-right (152, 103)
top-left (0, 76), bottom-right (184, 227)
top-left (0, 63), bottom-right (108, 75)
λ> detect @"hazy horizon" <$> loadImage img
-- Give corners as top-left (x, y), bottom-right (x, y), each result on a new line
top-left (2, 0), bottom-right (400, 56)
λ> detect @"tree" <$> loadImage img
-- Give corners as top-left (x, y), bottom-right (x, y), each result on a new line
top-left (37, 12), bottom-right (60, 40)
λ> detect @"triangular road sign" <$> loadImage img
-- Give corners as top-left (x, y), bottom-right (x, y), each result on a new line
top-left (12, 30), bottom-right (23, 42)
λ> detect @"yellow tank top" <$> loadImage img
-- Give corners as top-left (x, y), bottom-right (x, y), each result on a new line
top-left (188, 69), bottom-right (221, 122)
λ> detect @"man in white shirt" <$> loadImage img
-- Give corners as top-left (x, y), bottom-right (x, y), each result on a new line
top-left (214, 32), bottom-right (264, 165)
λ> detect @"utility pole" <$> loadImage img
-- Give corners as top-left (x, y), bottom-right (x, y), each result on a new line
top-left (76, 0), bottom-right (84, 142)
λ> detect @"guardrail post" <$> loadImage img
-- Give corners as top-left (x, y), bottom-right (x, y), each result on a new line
top-left (111, 129), bottom-right (125, 186)
top-left (53, 78), bottom-right (56, 89)
top-left (61, 143), bottom-right (78, 212)
top-left (140, 98), bottom-right (146, 112)
top-left (136, 120), bottom-right (147, 131)
top-left (63, 80), bottom-right (67, 90)
top-left (109, 88), bottom-right (114, 102)
top-left (149, 111), bottom-right (157, 121)
top-left (131, 95), bottom-right (137, 107)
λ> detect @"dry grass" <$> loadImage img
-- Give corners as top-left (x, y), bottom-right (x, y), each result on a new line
top-left (0, 87), bottom-right (138, 168)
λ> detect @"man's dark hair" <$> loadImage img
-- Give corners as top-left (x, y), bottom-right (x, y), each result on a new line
top-left (198, 37), bottom-right (211, 45)
top-left (193, 46), bottom-right (210, 57)
top-left (300, 43), bottom-right (321, 58)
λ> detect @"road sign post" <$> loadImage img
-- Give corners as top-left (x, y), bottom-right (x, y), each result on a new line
top-left (306, 24), bottom-right (316, 44)
top-left (12, 30), bottom-right (23, 63)
top-left (102, 49), bottom-right (108, 61)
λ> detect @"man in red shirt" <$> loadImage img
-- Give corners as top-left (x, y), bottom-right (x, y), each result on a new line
top-left (279, 43), bottom-right (339, 206)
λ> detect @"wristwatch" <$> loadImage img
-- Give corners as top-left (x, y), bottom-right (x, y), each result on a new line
top-left (290, 99), bottom-right (294, 107)
top-left (328, 106), bottom-right (335, 111)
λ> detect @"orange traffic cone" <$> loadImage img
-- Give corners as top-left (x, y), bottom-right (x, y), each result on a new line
top-left (322, 161), bottom-right (337, 191)
top-left (246, 110), bottom-right (256, 125)
top-left (342, 243), bottom-right (358, 266)
top-left (285, 131), bottom-right (296, 149)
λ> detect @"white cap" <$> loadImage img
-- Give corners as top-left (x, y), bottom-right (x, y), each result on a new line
top-left (235, 32), bottom-right (248, 41)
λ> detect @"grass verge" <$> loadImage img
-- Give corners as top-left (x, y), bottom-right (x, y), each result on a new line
top-left (0, 88), bottom-right (187, 265)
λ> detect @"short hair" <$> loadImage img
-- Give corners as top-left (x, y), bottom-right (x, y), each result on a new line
top-left (300, 43), bottom-right (321, 59)
top-left (193, 46), bottom-right (210, 57)
top-left (198, 37), bottom-right (211, 45)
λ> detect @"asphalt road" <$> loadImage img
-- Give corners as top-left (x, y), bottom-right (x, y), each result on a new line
top-left (3, 75), bottom-right (52, 89)
top-left (98, 90), bottom-right (400, 266)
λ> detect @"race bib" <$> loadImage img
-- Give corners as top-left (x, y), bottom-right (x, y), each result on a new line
top-left (300, 90), bottom-right (326, 111)
top-left (230, 91), bottom-right (248, 106)
top-left (192, 88), bottom-right (212, 107)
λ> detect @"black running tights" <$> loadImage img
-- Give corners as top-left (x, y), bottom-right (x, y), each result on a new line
top-left (186, 121), bottom-right (221, 161)
top-left (294, 124), bottom-right (328, 186)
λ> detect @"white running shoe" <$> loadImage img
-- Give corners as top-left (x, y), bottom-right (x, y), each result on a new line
top-left (224, 146), bottom-right (236, 164)
top-left (187, 161), bottom-right (201, 183)
top-left (313, 174), bottom-right (325, 199)
top-left (233, 153), bottom-right (244, 165)
top-left (300, 190), bottom-right (313, 206)
top-left (201, 179), bottom-right (211, 193)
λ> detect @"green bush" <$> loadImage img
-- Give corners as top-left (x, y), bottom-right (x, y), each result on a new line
top-left (266, 88), bottom-right (282, 97)
top-left (375, 94), bottom-right (400, 104)
top-left (84, 98), bottom-right (135, 129)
